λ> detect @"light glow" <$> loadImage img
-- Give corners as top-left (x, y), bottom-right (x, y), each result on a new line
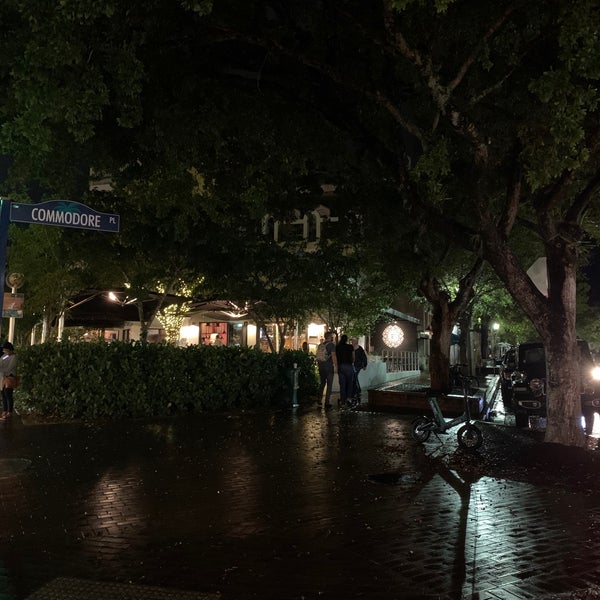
top-left (382, 324), bottom-right (405, 348)
top-left (307, 322), bottom-right (324, 339)
top-left (180, 325), bottom-right (199, 345)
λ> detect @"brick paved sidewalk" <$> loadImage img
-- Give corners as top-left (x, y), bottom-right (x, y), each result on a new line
top-left (0, 407), bottom-right (599, 599)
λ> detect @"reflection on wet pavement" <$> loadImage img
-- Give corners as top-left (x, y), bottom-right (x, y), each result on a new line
top-left (0, 409), bottom-right (598, 599)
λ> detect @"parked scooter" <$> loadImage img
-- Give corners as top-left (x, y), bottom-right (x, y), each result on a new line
top-left (411, 376), bottom-right (483, 450)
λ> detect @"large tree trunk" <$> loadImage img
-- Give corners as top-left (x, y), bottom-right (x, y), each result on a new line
top-left (419, 258), bottom-right (483, 392)
top-left (481, 229), bottom-right (585, 446)
top-left (458, 311), bottom-right (471, 367)
top-left (540, 243), bottom-right (583, 445)
top-left (428, 302), bottom-right (453, 392)
top-left (544, 330), bottom-right (582, 445)
top-left (137, 300), bottom-right (149, 342)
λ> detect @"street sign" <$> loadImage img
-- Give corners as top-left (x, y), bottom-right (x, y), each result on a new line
top-left (10, 200), bottom-right (120, 233)
top-left (527, 257), bottom-right (548, 297)
top-left (2, 292), bottom-right (23, 318)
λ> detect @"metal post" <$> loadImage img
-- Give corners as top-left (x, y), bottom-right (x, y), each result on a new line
top-left (57, 312), bottom-right (65, 341)
top-left (41, 315), bottom-right (48, 342)
top-left (292, 362), bottom-right (299, 408)
top-left (0, 199), bottom-right (11, 337)
top-left (7, 285), bottom-right (16, 343)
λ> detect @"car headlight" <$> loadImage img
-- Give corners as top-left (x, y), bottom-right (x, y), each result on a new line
top-left (591, 366), bottom-right (600, 382)
top-left (529, 378), bottom-right (545, 395)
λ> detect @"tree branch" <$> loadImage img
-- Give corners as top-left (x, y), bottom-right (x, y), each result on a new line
top-left (565, 128), bottom-right (600, 223)
top-left (209, 24), bottom-right (425, 145)
top-left (448, 256), bottom-right (485, 317)
top-left (447, 4), bottom-right (516, 96)
top-left (498, 152), bottom-right (522, 238)
top-left (565, 168), bottom-right (600, 225)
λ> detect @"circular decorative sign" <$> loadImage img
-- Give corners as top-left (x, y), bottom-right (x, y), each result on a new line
top-left (382, 323), bottom-right (404, 348)
top-left (6, 273), bottom-right (24, 289)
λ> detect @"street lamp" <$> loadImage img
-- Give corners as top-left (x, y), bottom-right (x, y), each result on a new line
top-left (107, 291), bottom-right (137, 306)
top-left (491, 322), bottom-right (500, 363)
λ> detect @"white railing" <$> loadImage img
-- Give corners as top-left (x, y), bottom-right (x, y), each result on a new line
top-left (379, 350), bottom-right (420, 373)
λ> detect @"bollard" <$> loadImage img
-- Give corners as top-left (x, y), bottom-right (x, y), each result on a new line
top-left (291, 363), bottom-right (299, 408)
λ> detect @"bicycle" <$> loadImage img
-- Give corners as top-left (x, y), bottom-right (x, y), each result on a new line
top-left (411, 382), bottom-right (483, 450)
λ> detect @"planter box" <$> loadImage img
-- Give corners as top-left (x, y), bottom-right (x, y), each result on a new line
top-left (368, 384), bottom-right (485, 418)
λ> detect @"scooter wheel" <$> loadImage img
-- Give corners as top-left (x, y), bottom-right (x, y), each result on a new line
top-left (457, 423), bottom-right (483, 450)
top-left (411, 417), bottom-right (432, 443)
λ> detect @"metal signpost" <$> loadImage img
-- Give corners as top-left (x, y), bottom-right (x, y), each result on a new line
top-left (0, 198), bottom-right (120, 338)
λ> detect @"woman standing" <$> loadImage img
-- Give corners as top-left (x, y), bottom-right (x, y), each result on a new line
top-left (1, 342), bottom-right (17, 419)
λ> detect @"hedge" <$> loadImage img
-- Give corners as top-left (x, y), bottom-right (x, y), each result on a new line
top-left (15, 341), bottom-right (320, 419)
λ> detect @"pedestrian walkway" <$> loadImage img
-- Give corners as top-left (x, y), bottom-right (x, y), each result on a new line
top-left (0, 406), bottom-right (599, 599)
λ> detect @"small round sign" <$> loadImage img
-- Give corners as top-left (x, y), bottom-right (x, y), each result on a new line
top-left (6, 273), bottom-right (24, 289)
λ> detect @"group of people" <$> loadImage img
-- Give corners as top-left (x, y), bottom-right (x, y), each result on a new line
top-left (316, 332), bottom-right (368, 408)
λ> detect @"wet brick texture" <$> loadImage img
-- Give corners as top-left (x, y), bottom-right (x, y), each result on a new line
top-left (0, 405), bottom-right (599, 599)
top-left (25, 577), bottom-right (218, 599)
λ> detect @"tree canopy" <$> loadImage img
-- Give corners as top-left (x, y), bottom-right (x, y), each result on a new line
top-left (0, 0), bottom-right (598, 445)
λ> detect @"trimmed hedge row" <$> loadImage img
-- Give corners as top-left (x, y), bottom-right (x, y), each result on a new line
top-left (16, 341), bottom-right (319, 419)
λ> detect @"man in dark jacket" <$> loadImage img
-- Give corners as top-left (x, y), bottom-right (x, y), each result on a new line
top-left (350, 338), bottom-right (368, 404)
top-left (336, 334), bottom-right (355, 407)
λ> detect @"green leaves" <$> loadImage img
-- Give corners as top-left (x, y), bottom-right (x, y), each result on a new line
top-left (391, 0), bottom-right (456, 13)
top-left (15, 341), bottom-right (318, 418)
top-left (179, 0), bottom-right (213, 15)
top-left (524, 69), bottom-right (596, 189)
top-left (412, 138), bottom-right (452, 203)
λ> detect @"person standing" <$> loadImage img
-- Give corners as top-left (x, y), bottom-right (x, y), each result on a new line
top-left (316, 331), bottom-right (337, 408)
top-left (1, 342), bottom-right (17, 419)
top-left (336, 334), bottom-right (354, 407)
top-left (350, 338), bottom-right (368, 404)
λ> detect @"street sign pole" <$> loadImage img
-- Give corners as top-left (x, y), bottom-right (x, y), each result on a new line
top-left (7, 285), bottom-right (16, 343)
top-left (0, 198), bottom-right (119, 342)
top-left (0, 199), bottom-right (11, 337)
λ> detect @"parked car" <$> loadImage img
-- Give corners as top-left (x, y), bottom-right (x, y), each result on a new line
top-left (510, 342), bottom-right (546, 428)
top-left (509, 340), bottom-right (600, 431)
top-left (498, 347), bottom-right (516, 406)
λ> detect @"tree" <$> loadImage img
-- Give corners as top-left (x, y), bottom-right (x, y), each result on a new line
top-left (193, 0), bottom-right (600, 446)
top-left (310, 244), bottom-right (395, 340)
top-left (6, 215), bottom-right (123, 341)
top-left (212, 239), bottom-right (317, 354)
top-left (417, 257), bottom-right (483, 390)
top-left (470, 283), bottom-right (538, 348)
top-left (1, 1), bottom-right (598, 447)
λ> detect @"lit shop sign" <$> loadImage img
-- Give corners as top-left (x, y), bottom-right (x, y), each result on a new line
top-left (10, 200), bottom-right (120, 233)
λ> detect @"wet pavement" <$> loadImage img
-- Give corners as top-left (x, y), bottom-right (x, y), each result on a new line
top-left (0, 396), bottom-right (600, 599)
